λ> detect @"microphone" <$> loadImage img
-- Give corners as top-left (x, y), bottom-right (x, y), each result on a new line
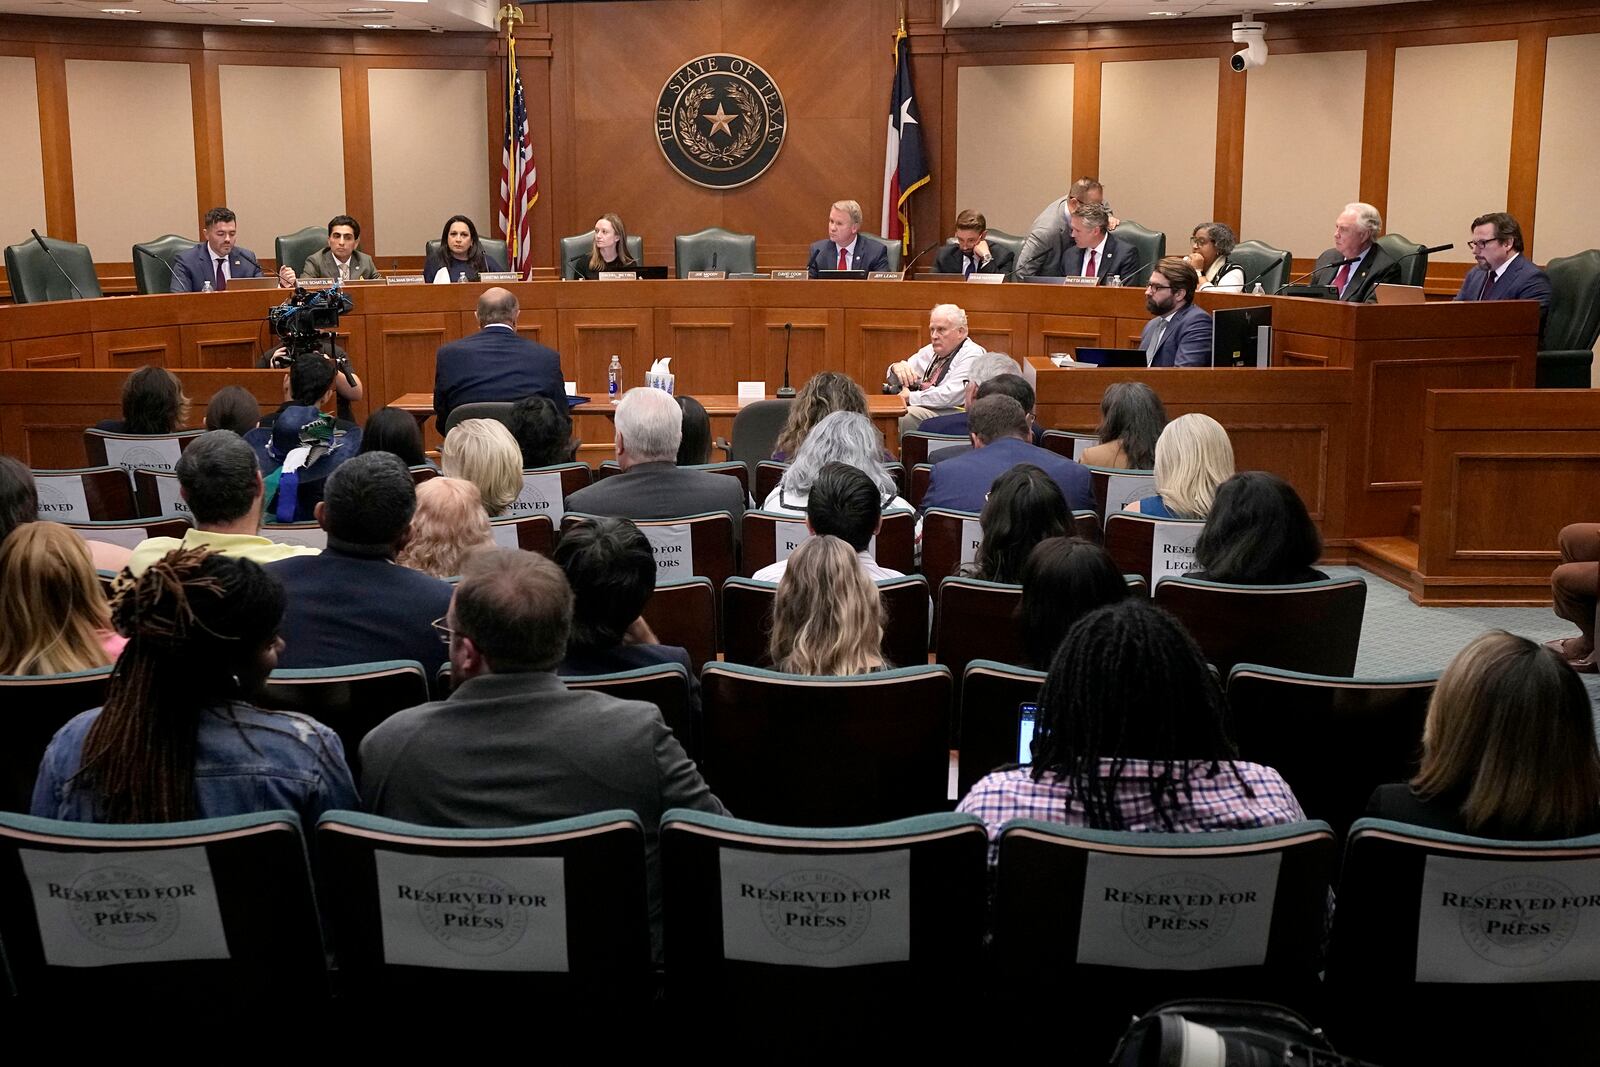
top-left (777, 322), bottom-right (796, 399)
top-left (1274, 256), bottom-right (1356, 295)
top-left (711, 251), bottom-right (718, 272)
top-left (30, 229), bottom-right (84, 300)
top-left (1393, 243), bottom-right (1454, 266)
top-left (898, 241), bottom-right (942, 278)
top-left (133, 244), bottom-right (180, 291)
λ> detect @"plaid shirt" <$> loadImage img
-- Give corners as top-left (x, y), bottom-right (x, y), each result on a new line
top-left (956, 760), bottom-right (1306, 865)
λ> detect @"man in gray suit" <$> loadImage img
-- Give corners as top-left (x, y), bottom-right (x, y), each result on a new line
top-left (299, 214), bottom-right (382, 281)
top-left (564, 386), bottom-right (746, 523)
top-left (359, 546), bottom-right (726, 950)
top-left (1014, 176), bottom-right (1120, 279)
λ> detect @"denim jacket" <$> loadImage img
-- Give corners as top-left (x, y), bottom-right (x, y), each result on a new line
top-left (31, 701), bottom-right (358, 826)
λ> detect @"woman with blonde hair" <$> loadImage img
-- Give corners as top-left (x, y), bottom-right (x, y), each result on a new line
top-left (397, 477), bottom-right (493, 579)
top-left (441, 417), bottom-right (523, 516)
top-left (1367, 631), bottom-right (1600, 839)
top-left (0, 522), bottom-right (123, 676)
top-left (767, 535), bottom-right (886, 676)
top-left (772, 371), bottom-right (869, 461)
top-left (570, 213), bottom-right (639, 280)
top-left (1126, 412), bottom-right (1234, 519)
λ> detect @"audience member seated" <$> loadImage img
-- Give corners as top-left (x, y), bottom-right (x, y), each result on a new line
top-left (1549, 522), bottom-right (1600, 672)
top-left (0, 522), bottom-right (123, 675)
top-left (31, 548), bottom-right (357, 824)
top-left (565, 387), bottom-right (746, 523)
top-left (753, 462), bottom-right (902, 582)
top-left (1126, 412), bottom-right (1234, 519)
top-left (1020, 537), bottom-right (1129, 669)
top-left (772, 371), bottom-right (870, 462)
top-left (957, 598), bottom-right (1305, 863)
top-left (204, 385), bottom-right (261, 435)
top-left (396, 477), bottom-right (492, 579)
top-left (916, 352), bottom-right (1023, 439)
top-left (256, 350), bottom-right (361, 435)
top-left (129, 430), bottom-right (320, 575)
top-left (569, 213), bottom-right (639, 279)
top-left (507, 394), bottom-right (574, 470)
top-left (423, 213), bottom-right (503, 284)
top-left (268, 452), bottom-right (453, 679)
top-left (441, 417), bottom-right (523, 517)
top-left (927, 373), bottom-right (1043, 463)
top-left (1367, 631), bottom-right (1600, 839)
top-left (965, 464), bottom-right (1070, 585)
top-left (360, 406), bottom-right (431, 469)
top-left (1081, 381), bottom-right (1166, 469)
top-left (1188, 221), bottom-right (1246, 292)
top-left (1190, 472), bottom-right (1328, 584)
top-left (922, 395), bottom-right (1093, 514)
top-left (359, 547), bottom-right (725, 953)
top-left (94, 365), bottom-right (190, 435)
top-left (256, 337), bottom-right (362, 424)
top-left (768, 535), bottom-right (887, 676)
top-left (886, 303), bottom-right (987, 433)
top-left (245, 357), bottom-right (363, 523)
top-left (431, 287), bottom-right (566, 428)
top-left (676, 395), bottom-right (712, 466)
top-left (763, 411), bottom-right (909, 517)
top-left (0, 456), bottom-right (130, 572)
top-left (553, 518), bottom-right (701, 713)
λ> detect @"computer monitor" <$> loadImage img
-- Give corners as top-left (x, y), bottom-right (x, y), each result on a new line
top-left (1211, 305), bottom-right (1273, 368)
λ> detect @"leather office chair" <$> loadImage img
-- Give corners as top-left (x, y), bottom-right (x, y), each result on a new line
top-left (4, 235), bottom-right (102, 302)
top-left (1375, 232), bottom-right (1427, 287)
top-left (423, 237), bottom-right (511, 273)
top-left (857, 231), bottom-right (901, 272)
top-left (717, 398), bottom-right (791, 483)
top-left (1538, 248), bottom-right (1600, 388)
top-left (274, 226), bottom-right (326, 278)
top-left (441, 400), bottom-right (516, 436)
top-left (132, 234), bottom-right (194, 295)
top-left (1112, 219), bottom-right (1166, 279)
top-left (982, 227), bottom-right (1025, 272)
top-left (559, 231), bottom-right (645, 278)
top-left (1228, 239), bottom-right (1293, 293)
top-left (674, 226), bottom-right (757, 275)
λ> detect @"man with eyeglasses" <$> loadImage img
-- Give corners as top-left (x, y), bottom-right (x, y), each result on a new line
top-left (1454, 211), bottom-right (1551, 340)
top-left (1139, 257), bottom-right (1212, 368)
top-left (1312, 201), bottom-right (1402, 302)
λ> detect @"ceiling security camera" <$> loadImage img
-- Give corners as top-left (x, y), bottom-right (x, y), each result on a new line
top-left (1231, 18), bottom-right (1267, 72)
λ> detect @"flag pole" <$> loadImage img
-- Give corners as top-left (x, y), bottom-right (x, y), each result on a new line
top-left (498, 3), bottom-right (523, 265)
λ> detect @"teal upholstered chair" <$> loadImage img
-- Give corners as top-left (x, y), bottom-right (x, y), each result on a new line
top-left (558, 231), bottom-right (645, 278)
top-left (132, 234), bottom-right (195, 295)
top-left (1376, 232), bottom-right (1427, 287)
top-left (1538, 248), bottom-right (1600, 388)
top-left (274, 226), bottom-right (327, 277)
top-left (4, 235), bottom-right (101, 302)
top-left (1112, 219), bottom-right (1166, 279)
top-left (673, 227), bottom-right (757, 275)
top-left (857, 231), bottom-right (902, 272)
top-left (1228, 239), bottom-right (1293, 293)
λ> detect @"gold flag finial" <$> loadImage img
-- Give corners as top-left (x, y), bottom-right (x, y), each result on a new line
top-left (497, 3), bottom-right (524, 30)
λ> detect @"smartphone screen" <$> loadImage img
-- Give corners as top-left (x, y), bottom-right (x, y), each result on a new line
top-left (1017, 702), bottom-right (1039, 764)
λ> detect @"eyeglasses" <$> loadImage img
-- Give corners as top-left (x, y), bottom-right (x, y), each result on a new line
top-left (1466, 238), bottom-right (1504, 251)
top-left (1191, 236), bottom-right (1213, 246)
top-left (431, 617), bottom-right (459, 645)
top-left (1146, 283), bottom-right (1174, 293)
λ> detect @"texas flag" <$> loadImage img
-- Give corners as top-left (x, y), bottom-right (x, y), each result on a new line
top-left (880, 20), bottom-right (930, 254)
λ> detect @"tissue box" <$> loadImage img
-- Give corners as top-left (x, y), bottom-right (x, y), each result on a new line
top-left (645, 371), bottom-right (676, 395)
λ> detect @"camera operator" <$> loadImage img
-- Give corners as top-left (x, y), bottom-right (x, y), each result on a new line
top-left (256, 338), bottom-right (362, 425)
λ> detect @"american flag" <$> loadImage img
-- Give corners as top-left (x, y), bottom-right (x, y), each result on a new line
top-left (497, 46), bottom-right (538, 280)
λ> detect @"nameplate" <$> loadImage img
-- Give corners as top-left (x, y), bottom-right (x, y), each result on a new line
top-left (1076, 851), bottom-right (1279, 971)
top-left (489, 520), bottom-right (523, 549)
top-left (298, 278), bottom-right (336, 290)
top-left (20, 846), bottom-right (230, 968)
top-left (1151, 521), bottom-right (1204, 588)
top-left (1105, 473), bottom-right (1157, 515)
top-left (386, 275), bottom-right (426, 285)
top-left (960, 517), bottom-right (982, 566)
top-left (478, 271), bottom-right (520, 283)
top-left (1415, 855), bottom-right (1600, 984)
top-left (773, 519), bottom-right (810, 562)
top-left (869, 271), bottom-right (903, 281)
top-left (1060, 275), bottom-right (1100, 287)
top-left (966, 272), bottom-right (1004, 284)
top-left (686, 270), bottom-right (727, 280)
top-left (737, 381), bottom-right (766, 404)
top-left (596, 271), bottom-right (638, 281)
top-left (642, 522), bottom-right (694, 579)
top-left (719, 847), bottom-right (911, 968)
top-left (374, 850), bottom-right (569, 973)
top-left (33, 475), bottom-right (91, 522)
top-left (771, 270), bottom-right (808, 281)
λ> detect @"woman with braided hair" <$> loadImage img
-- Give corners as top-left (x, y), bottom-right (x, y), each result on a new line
top-left (957, 598), bottom-right (1303, 864)
top-left (31, 548), bottom-right (356, 825)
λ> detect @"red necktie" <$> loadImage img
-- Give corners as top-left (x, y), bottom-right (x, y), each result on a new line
top-left (1084, 250), bottom-right (1097, 278)
top-left (1332, 260), bottom-right (1353, 294)
top-left (838, 247), bottom-right (848, 270)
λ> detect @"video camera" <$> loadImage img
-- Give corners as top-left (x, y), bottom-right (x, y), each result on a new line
top-left (267, 284), bottom-right (354, 361)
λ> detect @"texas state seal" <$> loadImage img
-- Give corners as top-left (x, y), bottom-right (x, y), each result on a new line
top-left (656, 53), bottom-right (786, 189)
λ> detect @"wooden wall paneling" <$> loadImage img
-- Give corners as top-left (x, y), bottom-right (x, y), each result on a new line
top-left (653, 306), bottom-right (751, 395)
top-left (13, 334), bottom-right (91, 369)
top-left (180, 321), bottom-right (271, 369)
top-left (846, 308), bottom-right (926, 388)
top-left (1071, 52), bottom-right (1099, 181)
top-left (1273, 332), bottom-right (1340, 368)
top-left (1213, 45), bottom-right (1246, 230)
top-left (339, 56), bottom-right (376, 259)
top-left (751, 308), bottom-right (844, 391)
top-left (965, 312), bottom-right (1030, 361)
top-left (905, 36), bottom-right (944, 256)
top-left (1357, 37), bottom-right (1395, 218)
top-left (1362, 353), bottom-right (1524, 489)
top-left (0, 341), bottom-right (11, 369)
top-left (372, 312), bottom-right (460, 410)
top-left (92, 326), bottom-right (181, 369)
top-left (482, 307), bottom-right (560, 354)
top-left (1027, 313), bottom-right (1116, 358)
top-left (1507, 26), bottom-right (1550, 245)
top-left (558, 308), bottom-right (654, 399)
top-left (326, 315), bottom-right (368, 427)
top-left (1226, 422), bottom-right (1335, 522)
top-left (33, 43), bottom-right (73, 241)
top-left (192, 52), bottom-right (224, 227)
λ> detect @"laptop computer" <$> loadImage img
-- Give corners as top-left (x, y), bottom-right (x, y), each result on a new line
top-left (1375, 283), bottom-right (1426, 305)
top-left (1072, 347), bottom-right (1149, 368)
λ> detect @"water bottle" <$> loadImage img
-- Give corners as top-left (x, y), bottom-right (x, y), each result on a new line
top-left (1107, 274), bottom-right (1122, 289)
top-left (1252, 283), bottom-right (1266, 295)
top-left (457, 271), bottom-right (467, 284)
top-left (607, 355), bottom-right (621, 399)
top-left (201, 280), bottom-right (212, 293)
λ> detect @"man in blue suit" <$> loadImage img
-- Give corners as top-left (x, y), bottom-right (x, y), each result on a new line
top-left (1454, 211), bottom-right (1552, 341)
top-left (170, 206), bottom-right (295, 292)
top-left (1140, 257), bottom-right (1213, 368)
top-left (806, 199), bottom-right (890, 276)
top-left (921, 394), bottom-right (1094, 514)
top-left (1060, 202), bottom-right (1141, 284)
top-left (432, 287), bottom-right (567, 429)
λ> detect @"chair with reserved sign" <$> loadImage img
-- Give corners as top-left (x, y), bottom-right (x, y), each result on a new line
top-left (508, 462), bottom-right (592, 525)
top-left (0, 809), bottom-right (327, 1000)
top-left (1104, 512), bottom-right (1206, 587)
top-left (132, 468), bottom-right (188, 520)
top-left (660, 809), bottom-right (987, 1014)
top-left (83, 428), bottom-right (204, 476)
top-left (0, 666), bottom-right (113, 813)
top-left (255, 522), bottom-right (327, 550)
top-left (1327, 820), bottom-right (1600, 1063)
top-left (1154, 576), bottom-right (1367, 678)
top-left (900, 430), bottom-right (970, 469)
top-left (739, 509), bottom-right (915, 578)
top-left (1090, 467), bottom-right (1157, 523)
top-left (1041, 429), bottom-right (1098, 463)
top-left (563, 662), bottom-right (697, 760)
top-left (720, 575), bottom-right (930, 670)
top-left (564, 511), bottom-right (737, 593)
top-left (63, 517), bottom-right (191, 551)
top-left (31, 466), bottom-right (138, 522)
top-left (315, 809), bottom-right (651, 1003)
top-left (994, 819), bottom-right (1337, 1058)
top-left (257, 660), bottom-right (431, 777)
top-left (921, 507), bottom-right (983, 585)
top-left (489, 513), bottom-right (555, 557)
top-left (956, 660), bottom-right (1046, 798)
top-left (640, 576), bottom-right (718, 671)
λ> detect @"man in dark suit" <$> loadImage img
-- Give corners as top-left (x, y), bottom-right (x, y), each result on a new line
top-left (932, 209), bottom-right (1016, 279)
top-left (1015, 177), bottom-right (1121, 279)
top-left (1140, 257), bottom-right (1213, 368)
top-left (1061, 202), bottom-right (1141, 285)
top-left (564, 386), bottom-right (746, 524)
top-left (805, 199), bottom-right (890, 276)
top-left (432, 286), bottom-right (566, 428)
top-left (1312, 202), bottom-right (1402, 303)
top-left (267, 451), bottom-right (454, 679)
top-left (359, 546), bottom-right (726, 954)
top-left (924, 372), bottom-right (1044, 461)
top-left (170, 205), bottom-right (295, 292)
top-left (1454, 211), bottom-right (1552, 340)
top-left (922, 394), bottom-right (1094, 514)
top-left (299, 214), bottom-right (382, 281)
